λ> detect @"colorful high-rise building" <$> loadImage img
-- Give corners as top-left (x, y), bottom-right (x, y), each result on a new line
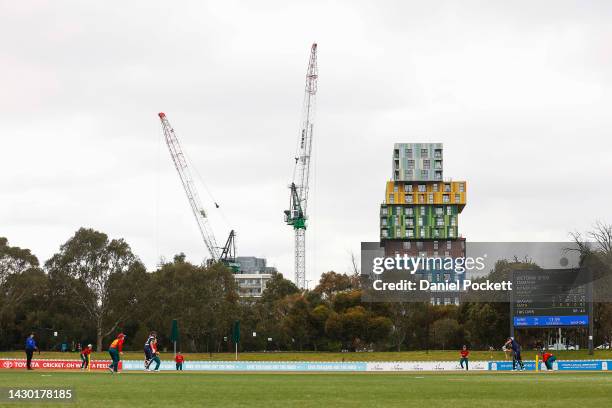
top-left (380, 143), bottom-right (467, 305)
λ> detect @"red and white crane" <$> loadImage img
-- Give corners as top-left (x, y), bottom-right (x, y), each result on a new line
top-left (158, 112), bottom-right (236, 265)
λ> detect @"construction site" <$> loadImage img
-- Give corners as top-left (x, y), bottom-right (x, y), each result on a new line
top-left (157, 44), bottom-right (318, 297)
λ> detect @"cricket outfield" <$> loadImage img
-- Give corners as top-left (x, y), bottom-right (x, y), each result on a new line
top-left (0, 371), bottom-right (610, 408)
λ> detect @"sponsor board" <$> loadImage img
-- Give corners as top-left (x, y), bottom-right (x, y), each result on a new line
top-left (122, 361), bottom-right (367, 371)
top-left (0, 359), bottom-right (118, 370)
top-left (366, 361), bottom-right (487, 371)
top-left (489, 360), bottom-right (611, 371)
top-left (123, 360), bottom-right (486, 372)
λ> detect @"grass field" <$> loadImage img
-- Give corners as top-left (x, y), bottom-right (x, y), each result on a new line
top-left (0, 371), bottom-right (610, 408)
top-left (1, 350), bottom-right (611, 362)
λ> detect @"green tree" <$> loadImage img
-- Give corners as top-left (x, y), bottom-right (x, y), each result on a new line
top-left (431, 317), bottom-right (460, 350)
top-left (314, 271), bottom-right (355, 299)
top-left (45, 228), bottom-right (145, 351)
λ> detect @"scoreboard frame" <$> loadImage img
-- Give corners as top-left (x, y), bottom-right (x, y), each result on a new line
top-left (509, 267), bottom-right (594, 353)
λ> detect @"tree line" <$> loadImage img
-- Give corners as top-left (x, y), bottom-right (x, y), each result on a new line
top-left (1, 226), bottom-right (611, 353)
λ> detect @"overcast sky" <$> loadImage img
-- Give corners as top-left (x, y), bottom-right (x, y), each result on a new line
top-left (1, 1), bottom-right (611, 286)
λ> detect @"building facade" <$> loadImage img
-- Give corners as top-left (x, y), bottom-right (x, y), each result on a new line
top-left (380, 143), bottom-right (467, 305)
top-left (234, 257), bottom-right (277, 297)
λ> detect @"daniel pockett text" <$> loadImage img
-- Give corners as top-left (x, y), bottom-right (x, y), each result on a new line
top-left (370, 255), bottom-right (513, 293)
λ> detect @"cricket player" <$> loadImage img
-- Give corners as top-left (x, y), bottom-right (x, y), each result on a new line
top-left (80, 344), bottom-right (92, 370)
top-left (108, 333), bottom-right (126, 373)
top-left (459, 345), bottom-right (469, 370)
top-left (542, 351), bottom-right (556, 370)
top-left (144, 331), bottom-right (157, 370)
top-left (147, 336), bottom-right (161, 372)
top-left (175, 352), bottom-right (184, 371)
top-left (503, 337), bottom-right (524, 371)
top-left (24, 333), bottom-right (38, 370)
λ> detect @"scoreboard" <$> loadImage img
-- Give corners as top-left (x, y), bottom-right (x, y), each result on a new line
top-left (511, 268), bottom-right (590, 327)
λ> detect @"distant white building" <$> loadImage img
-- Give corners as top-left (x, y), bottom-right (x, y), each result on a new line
top-left (233, 257), bottom-right (277, 297)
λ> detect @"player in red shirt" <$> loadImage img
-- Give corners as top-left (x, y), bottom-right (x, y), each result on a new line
top-left (80, 344), bottom-right (92, 370)
top-left (175, 352), bottom-right (185, 371)
top-left (542, 351), bottom-right (556, 370)
top-left (460, 345), bottom-right (470, 371)
top-left (108, 333), bottom-right (125, 373)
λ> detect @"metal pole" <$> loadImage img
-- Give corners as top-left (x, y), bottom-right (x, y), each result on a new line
top-left (235, 343), bottom-right (238, 361)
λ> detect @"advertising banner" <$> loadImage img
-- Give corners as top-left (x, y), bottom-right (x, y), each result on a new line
top-left (489, 360), bottom-right (610, 371)
top-left (0, 359), bottom-right (118, 370)
top-left (366, 361), bottom-right (487, 371)
top-left (121, 360), bottom-right (367, 372)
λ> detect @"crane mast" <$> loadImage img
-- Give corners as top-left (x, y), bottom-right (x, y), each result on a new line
top-left (158, 112), bottom-right (221, 262)
top-left (284, 43), bottom-right (318, 289)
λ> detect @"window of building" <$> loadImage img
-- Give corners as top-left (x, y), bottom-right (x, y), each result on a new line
top-left (407, 159), bottom-right (415, 169)
top-left (419, 194), bottom-right (425, 203)
top-left (447, 206), bottom-right (452, 215)
top-left (389, 195), bottom-right (395, 204)
top-left (434, 160), bottom-right (442, 169)
top-left (396, 228), bottom-right (401, 237)
top-left (404, 170), bottom-right (412, 178)
top-left (450, 217), bottom-right (456, 226)
top-left (381, 230), bottom-right (388, 238)
top-left (381, 219), bottom-right (387, 227)
top-left (433, 183), bottom-right (439, 192)
top-left (421, 170), bottom-right (429, 178)
top-left (433, 251), bottom-right (439, 257)
top-left (420, 228), bottom-right (426, 238)
top-left (416, 241), bottom-right (423, 249)
top-left (434, 149), bottom-right (442, 158)
top-left (442, 194), bottom-right (449, 203)
top-left (406, 219), bottom-right (413, 227)
top-left (459, 183), bottom-right (465, 192)
top-left (435, 206), bottom-right (443, 215)
top-left (421, 148), bottom-right (428, 156)
top-left (393, 185), bottom-right (398, 193)
top-left (406, 148), bottom-right (412, 156)
top-left (407, 230), bottom-right (414, 238)
top-left (381, 207), bottom-right (388, 216)
top-left (404, 183), bottom-right (412, 192)
top-left (402, 241), bottom-right (411, 249)
top-left (445, 251), bottom-right (450, 257)
top-left (406, 207), bottom-right (413, 216)
top-left (455, 194), bottom-right (460, 202)
top-left (446, 241), bottom-right (452, 250)
top-left (420, 207), bottom-right (426, 216)
top-left (418, 184), bottom-right (426, 192)
top-left (435, 171), bottom-right (442, 180)
top-left (433, 241), bottom-right (439, 250)
top-left (428, 194), bottom-right (434, 203)
top-left (405, 194), bottom-right (413, 203)
top-left (448, 228), bottom-right (455, 237)
top-left (423, 159), bottom-right (430, 169)
top-left (444, 183), bottom-right (451, 192)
